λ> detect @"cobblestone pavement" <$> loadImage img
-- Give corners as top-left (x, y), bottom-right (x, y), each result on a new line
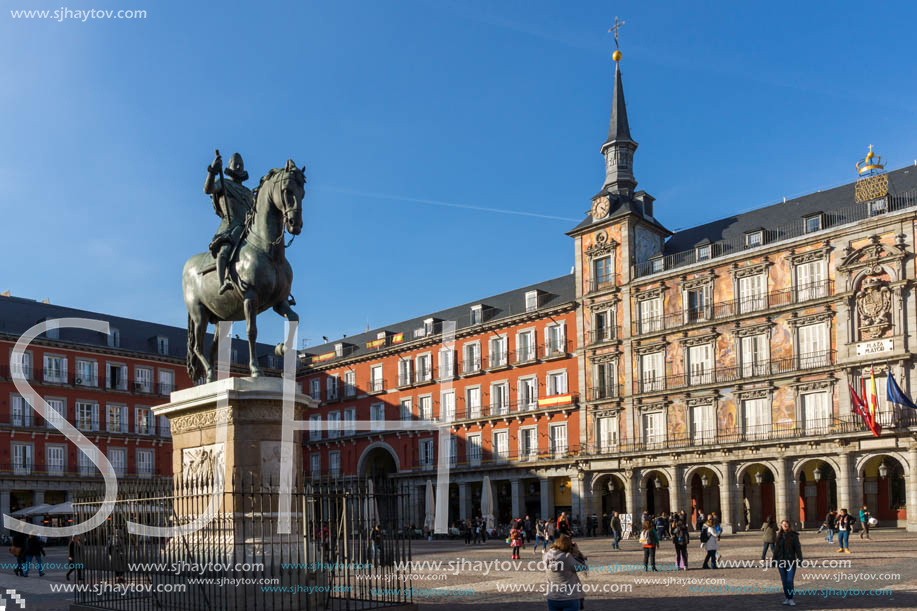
top-left (408, 529), bottom-right (917, 610)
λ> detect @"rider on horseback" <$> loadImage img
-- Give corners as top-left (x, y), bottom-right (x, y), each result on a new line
top-left (204, 151), bottom-right (254, 295)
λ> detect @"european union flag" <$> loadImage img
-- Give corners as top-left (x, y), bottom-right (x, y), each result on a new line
top-left (887, 373), bottom-right (917, 410)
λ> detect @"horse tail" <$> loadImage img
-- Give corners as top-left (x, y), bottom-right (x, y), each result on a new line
top-left (186, 314), bottom-right (204, 383)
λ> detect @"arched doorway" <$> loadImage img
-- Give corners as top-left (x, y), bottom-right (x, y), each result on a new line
top-left (643, 471), bottom-right (669, 516)
top-left (741, 464), bottom-right (776, 529)
top-left (594, 474), bottom-right (627, 526)
top-left (861, 455), bottom-right (907, 525)
top-left (798, 460), bottom-right (837, 527)
top-left (688, 468), bottom-right (720, 528)
top-left (358, 445), bottom-right (398, 480)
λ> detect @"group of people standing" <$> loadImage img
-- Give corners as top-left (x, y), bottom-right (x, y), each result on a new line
top-left (817, 506), bottom-right (872, 553)
top-left (10, 531), bottom-right (46, 577)
top-left (635, 510), bottom-right (722, 572)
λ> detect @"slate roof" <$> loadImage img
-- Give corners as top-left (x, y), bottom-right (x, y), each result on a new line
top-left (567, 190), bottom-right (670, 236)
top-left (301, 274), bottom-right (576, 363)
top-left (605, 64), bottom-right (633, 145)
top-left (0, 296), bottom-right (275, 364)
top-left (663, 165), bottom-right (917, 254)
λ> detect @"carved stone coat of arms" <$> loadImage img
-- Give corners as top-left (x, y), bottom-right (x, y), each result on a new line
top-left (856, 277), bottom-right (892, 339)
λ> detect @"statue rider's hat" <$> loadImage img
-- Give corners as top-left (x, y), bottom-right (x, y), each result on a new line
top-left (224, 153), bottom-right (249, 182)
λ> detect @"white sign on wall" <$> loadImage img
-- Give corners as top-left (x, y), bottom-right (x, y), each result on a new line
top-left (856, 339), bottom-right (893, 356)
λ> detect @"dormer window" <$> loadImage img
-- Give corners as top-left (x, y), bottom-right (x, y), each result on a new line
top-left (525, 291), bottom-right (539, 313)
top-left (804, 213), bottom-right (823, 234)
top-left (424, 318), bottom-right (434, 335)
top-left (45, 320), bottom-right (60, 340)
top-left (334, 343), bottom-right (343, 357)
top-left (108, 328), bottom-right (120, 348)
top-left (696, 245), bottom-right (711, 262)
top-left (745, 230), bottom-right (763, 248)
top-left (157, 337), bottom-right (169, 355)
top-left (650, 256), bottom-right (663, 273)
top-left (470, 305), bottom-right (483, 325)
top-left (868, 199), bottom-right (887, 217)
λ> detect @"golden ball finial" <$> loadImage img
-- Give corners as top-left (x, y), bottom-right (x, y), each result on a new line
top-left (867, 150), bottom-right (874, 160)
top-left (612, 50), bottom-right (622, 62)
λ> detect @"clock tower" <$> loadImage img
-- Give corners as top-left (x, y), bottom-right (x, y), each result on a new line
top-left (601, 55), bottom-right (638, 196)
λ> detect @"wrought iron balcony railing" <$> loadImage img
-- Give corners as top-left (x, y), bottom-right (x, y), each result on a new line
top-left (589, 272), bottom-right (618, 294)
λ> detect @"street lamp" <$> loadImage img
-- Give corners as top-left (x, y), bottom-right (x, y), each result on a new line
top-left (700, 474), bottom-right (709, 488)
top-left (754, 470), bottom-right (764, 485)
top-left (654, 476), bottom-right (662, 489)
top-left (878, 462), bottom-right (889, 479)
top-left (813, 465), bottom-right (822, 482)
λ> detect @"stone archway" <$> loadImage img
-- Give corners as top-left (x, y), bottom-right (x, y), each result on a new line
top-left (858, 454), bottom-right (908, 526)
top-left (357, 442), bottom-right (400, 479)
top-left (738, 463), bottom-right (777, 529)
top-left (640, 470), bottom-right (670, 517)
top-left (592, 473), bottom-right (628, 527)
top-left (795, 459), bottom-right (837, 527)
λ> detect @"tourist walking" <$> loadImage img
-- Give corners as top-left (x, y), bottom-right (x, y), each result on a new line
top-left (672, 519), bottom-right (689, 570)
top-left (543, 535), bottom-right (586, 611)
top-left (108, 530), bottom-right (127, 583)
top-left (525, 515), bottom-right (533, 542)
top-left (464, 519), bottom-right (473, 544)
top-left (22, 534), bottom-right (45, 577)
top-left (655, 512), bottom-right (669, 541)
top-left (545, 518), bottom-right (557, 544)
top-left (11, 530), bottom-right (26, 577)
top-left (774, 519), bottom-right (803, 606)
top-left (510, 520), bottom-right (524, 559)
top-left (556, 512), bottom-right (571, 537)
top-left (695, 509), bottom-right (705, 531)
top-left (701, 519), bottom-right (719, 569)
top-left (534, 520), bottom-right (549, 553)
top-left (639, 520), bottom-right (659, 572)
top-left (761, 516), bottom-right (777, 564)
top-left (835, 508), bottom-right (854, 553)
top-left (371, 524), bottom-right (384, 566)
top-left (611, 511), bottom-right (622, 550)
top-left (66, 535), bottom-right (83, 581)
top-left (859, 506), bottom-right (872, 540)
top-left (819, 510), bottom-right (836, 543)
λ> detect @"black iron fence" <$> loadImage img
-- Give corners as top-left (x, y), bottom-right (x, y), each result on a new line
top-left (72, 475), bottom-right (412, 611)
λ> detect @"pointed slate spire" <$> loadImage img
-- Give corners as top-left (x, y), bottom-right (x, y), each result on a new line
top-left (607, 63), bottom-right (632, 144)
top-left (601, 57), bottom-right (638, 194)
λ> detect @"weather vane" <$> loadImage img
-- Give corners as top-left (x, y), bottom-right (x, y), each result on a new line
top-left (609, 16), bottom-right (625, 62)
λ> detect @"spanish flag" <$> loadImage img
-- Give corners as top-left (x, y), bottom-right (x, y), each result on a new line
top-left (869, 367), bottom-right (879, 421)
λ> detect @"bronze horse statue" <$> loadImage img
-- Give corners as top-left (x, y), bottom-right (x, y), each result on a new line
top-left (182, 160), bottom-right (305, 382)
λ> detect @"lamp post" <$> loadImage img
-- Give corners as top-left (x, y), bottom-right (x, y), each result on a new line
top-left (813, 465), bottom-right (822, 482)
top-left (654, 476), bottom-right (662, 489)
top-left (754, 470), bottom-right (764, 485)
top-left (701, 473), bottom-right (709, 488)
top-left (878, 462), bottom-right (889, 479)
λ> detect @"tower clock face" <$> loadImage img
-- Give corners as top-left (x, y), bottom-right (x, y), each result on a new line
top-left (593, 199), bottom-right (610, 219)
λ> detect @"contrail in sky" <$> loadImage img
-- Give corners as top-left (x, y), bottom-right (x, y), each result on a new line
top-left (320, 186), bottom-right (580, 222)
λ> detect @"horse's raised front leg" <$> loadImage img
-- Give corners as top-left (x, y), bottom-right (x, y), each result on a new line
top-left (273, 298), bottom-right (299, 360)
top-left (243, 291), bottom-right (263, 378)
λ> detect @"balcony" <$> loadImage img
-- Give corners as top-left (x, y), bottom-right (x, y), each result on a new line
top-left (452, 394), bottom-right (578, 421)
top-left (462, 356), bottom-right (482, 376)
top-left (0, 463), bottom-right (165, 478)
top-left (486, 353), bottom-right (509, 370)
top-left (413, 443), bottom-right (583, 472)
top-left (133, 381), bottom-right (155, 394)
top-left (368, 379), bottom-right (386, 394)
top-left (397, 372), bottom-right (413, 388)
top-left (589, 272), bottom-right (617, 294)
top-left (75, 374), bottom-right (99, 387)
top-left (514, 347), bottom-right (537, 365)
top-left (632, 280), bottom-right (835, 335)
top-left (589, 327), bottom-right (620, 345)
top-left (541, 339), bottom-right (569, 361)
top-left (586, 385), bottom-right (620, 401)
top-left (415, 367), bottom-right (433, 385)
top-left (635, 350), bottom-right (836, 394)
top-left (158, 382), bottom-right (175, 396)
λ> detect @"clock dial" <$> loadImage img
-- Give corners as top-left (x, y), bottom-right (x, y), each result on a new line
top-left (593, 199), bottom-right (610, 219)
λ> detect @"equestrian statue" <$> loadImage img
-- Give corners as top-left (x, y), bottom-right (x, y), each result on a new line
top-left (182, 150), bottom-right (306, 382)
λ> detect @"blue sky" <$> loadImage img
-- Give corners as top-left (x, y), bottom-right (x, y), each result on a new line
top-left (2, 1), bottom-right (915, 348)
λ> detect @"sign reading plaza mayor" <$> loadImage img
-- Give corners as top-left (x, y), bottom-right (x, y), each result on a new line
top-left (856, 338), bottom-right (894, 356)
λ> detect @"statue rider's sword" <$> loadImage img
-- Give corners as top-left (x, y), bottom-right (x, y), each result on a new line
top-left (214, 148), bottom-right (231, 223)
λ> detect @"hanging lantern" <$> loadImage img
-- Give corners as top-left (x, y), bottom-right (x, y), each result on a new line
top-left (700, 473), bottom-right (709, 488)
top-left (813, 465), bottom-right (822, 482)
top-left (754, 470), bottom-right (764, 485)
top-left (607, 479), bottom-right (616, 492)
top-left (654, 476), bottom-right (662, 489)
top-left (878, 462), bottom-right (889, 479)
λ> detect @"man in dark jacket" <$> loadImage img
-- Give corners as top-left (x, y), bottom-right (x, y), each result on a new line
top-left (821, 510), bottom-right (837, 543)
top-left (774, 520), bottom-right (803, 606)
top-left (611, 512), bottom-right (622, 549)
top-left (11, 531), bottom-right (27, 576)
top-left (22, 535), bottom-right (45, 577)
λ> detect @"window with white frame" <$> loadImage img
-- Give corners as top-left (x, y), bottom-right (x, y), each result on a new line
top-left (344, 370), bottom-right (356, 396)
top-left (545, 323), bottom-right (566, 355)
top-left (518, 376), bottom-right (538, 410)
top-left (135, 407), bottom-right (153, 434)
top-left (516, 330), bottom-right (536, 363)
top-left (641, 352), bottom-right (664, 392)
top-left (525, 290), bottom-right (539, 312)
top-left (76, 359), bottom-right (98, 386)
top-left (158, 370), bottom-right (174, 395)
top-left (78, 447), bottom-right (96, 476)
top-left (685, 285), bottom-right (712, 323)
top-left (798, 322), bottom-right (829, 368)
top-left (310, 454), bottom-right (321, 477)
top-left (327, 411), bottom-right (341, 438)
top-left (309, 414), bottom-right (322, 440)
top-left (370, 402), bottom-right (385, 430)
top-left (11, 394), bottom-right (33, 427)
top-left (159, 416), bottom-right (171, 437)
top-left (108, 447), bottom-right (127, 476)
top-left (134, 367), bottom-right (153, 393)
top-left (743, 397), bottom-right (770, 439)
top-left (643, 411), bottom-right (665, 446)
top-left (438, 348), bottom-right (455, 379)
top-left (597, 415), bottom-right (618, 452)
top-left (493, 430), bottom-right (509, 460)
top-left (10, 351), bottom-right (31, 379)
top-left (593, 361), bottom-right (616, 400)
top-left (466, 386), bottom-right (481, 418)
top-left (398, 359), bottom-right (412, 387)
top-left (46, 398), bottom-right (65, 428)
top-left (400, 398), bottom-right (412, 426)
top-left (449, 436), bottom-right (457, 467)
top-left (467, 434), bottom-right (482, 466)
top-left (688, 344), bottom-right (713, 385)
top-left (43, 354), bottom-right (67, 383)
top-left (108, 328), bottom-right (120, 348)
top-left (418, 395), bottom-right (432, 421)
top-left (868, 198), bottom-right (887, 217)
top-left (157, 337), bottom-right (169, 355)
top-left (107, 363), bottom-right (128, 390)
top-left (107, 404), bottom-right (127, 433)
top-left (547, 371), bottom-right (568, 396)
top-left (639, 298), bottom-right (663, 333)
top-left (309, 378), bottom-right (321, 400)
top-left (741, 334), bottom-right (769, 377)
top-left (46, 445), bottom-right (66, 475)
top-left (520, 427), bottom-right (537, 459)
top-left (489, 336), bottom-right (507, 368)
top-left (137, 449), bottom-right (154, 477)
top-left (490, 382), bottom-right (509, 414)
top-left (329, 451), bottom-right (341, 476)
top-left (804, 214), bottom-right (822, 234)
top-left (423, 318), bottom-right (434, 335)
top-left (796, 259), bottom-right (827, 301)
top-left (470, 305), bottom-right (483, 325)
top-left (76, 401), bottom-right (98, 431)
top-left (745, 230), bottom-right (763, 248)
top-left (12, 443), bottom-right (33, 475)
top-left (738, 274), bottom-right (766, 313)
top-left (463, 342), bottom-right (481, 374)
top-left (441, 390), bottom-right (455, 422)
top-left (419, 438), bottom-right (434, 468)
top-left (343, 407), bottom-right (355, 435)
top-left (593, 256), bottom-right (613, 288)
top-left (416, 354), bottom-right (432, 382)
top-left (689, 401), bottom-right (715, 443)
top-left (370, 365), bottom-right (384, 392)
top-left (549, 424), bottom-right (567, 457)
top-left (593, 309), bottom-right (614, 343)
top-left (801, 391), bottom-right (831, 432)
top-left (45, 321), bottom-right (59, 340)
top-left (327, 375), bottom-right (339, 401)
